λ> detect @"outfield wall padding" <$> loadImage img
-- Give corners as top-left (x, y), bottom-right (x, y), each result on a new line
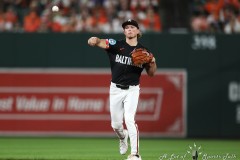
top-left (0, 33), bottom-right (240, 138)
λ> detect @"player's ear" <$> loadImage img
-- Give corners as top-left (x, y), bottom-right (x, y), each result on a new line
top-left (137, 31), bottom-right (142, 39)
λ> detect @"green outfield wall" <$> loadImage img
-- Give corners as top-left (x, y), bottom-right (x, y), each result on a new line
top-left (0, 33), bottom-right (240, 138)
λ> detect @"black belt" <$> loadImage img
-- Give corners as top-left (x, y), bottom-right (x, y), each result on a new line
top-left (116, 84), bottom-right (129, 90)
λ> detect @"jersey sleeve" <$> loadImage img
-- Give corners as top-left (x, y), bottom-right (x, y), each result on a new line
top-left (105, 38), bottom-right (119, 54)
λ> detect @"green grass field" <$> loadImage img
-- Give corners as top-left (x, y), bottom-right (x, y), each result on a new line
top-left (0, 137), bottom-right (239, 160)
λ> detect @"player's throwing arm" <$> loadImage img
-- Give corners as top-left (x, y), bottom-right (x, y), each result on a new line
top-left (88, 37), bottom-right (107, 49)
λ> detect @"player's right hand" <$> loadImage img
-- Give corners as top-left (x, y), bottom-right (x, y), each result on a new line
top-left (88, 37), bottom-right (99, 46)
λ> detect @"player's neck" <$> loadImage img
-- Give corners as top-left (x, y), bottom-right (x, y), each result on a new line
top-left (126, 38), bottom-right (138, 46)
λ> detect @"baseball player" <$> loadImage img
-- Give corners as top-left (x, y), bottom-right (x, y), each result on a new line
top-left (88, 19), bottom-right (157, 160)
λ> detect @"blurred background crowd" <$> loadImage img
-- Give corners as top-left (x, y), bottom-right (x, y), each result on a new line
top-left (0, 0), bottom-right (239, 33)
top-left (191, 0), bottom-right (240, 33)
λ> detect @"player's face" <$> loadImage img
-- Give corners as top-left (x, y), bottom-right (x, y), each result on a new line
top-left (124, 25), bottom-right (139, 39)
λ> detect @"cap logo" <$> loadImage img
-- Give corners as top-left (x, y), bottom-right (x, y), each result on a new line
top-left (128, 19), bottom-right (131, 22)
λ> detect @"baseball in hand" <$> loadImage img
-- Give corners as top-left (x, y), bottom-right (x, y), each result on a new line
top-left (52, 5), bottom-right (59, 12)
top-left (88, 37), bottom-right (98, 46)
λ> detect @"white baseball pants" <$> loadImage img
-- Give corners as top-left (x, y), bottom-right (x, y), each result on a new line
top-left (109, 82), bottom-right (140, 155)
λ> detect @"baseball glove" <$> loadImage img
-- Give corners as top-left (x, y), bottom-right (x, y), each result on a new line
top-left (131, 48), bottom-right (153, 65)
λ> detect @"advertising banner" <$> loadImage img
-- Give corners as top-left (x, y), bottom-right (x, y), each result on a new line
top-left (0, 69), bottom-right (186, 137)
top-left (221, 71), bottom-right (240, 136)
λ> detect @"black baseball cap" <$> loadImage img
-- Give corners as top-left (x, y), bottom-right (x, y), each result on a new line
top-left (122, 19), bottom-right (139, 29)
